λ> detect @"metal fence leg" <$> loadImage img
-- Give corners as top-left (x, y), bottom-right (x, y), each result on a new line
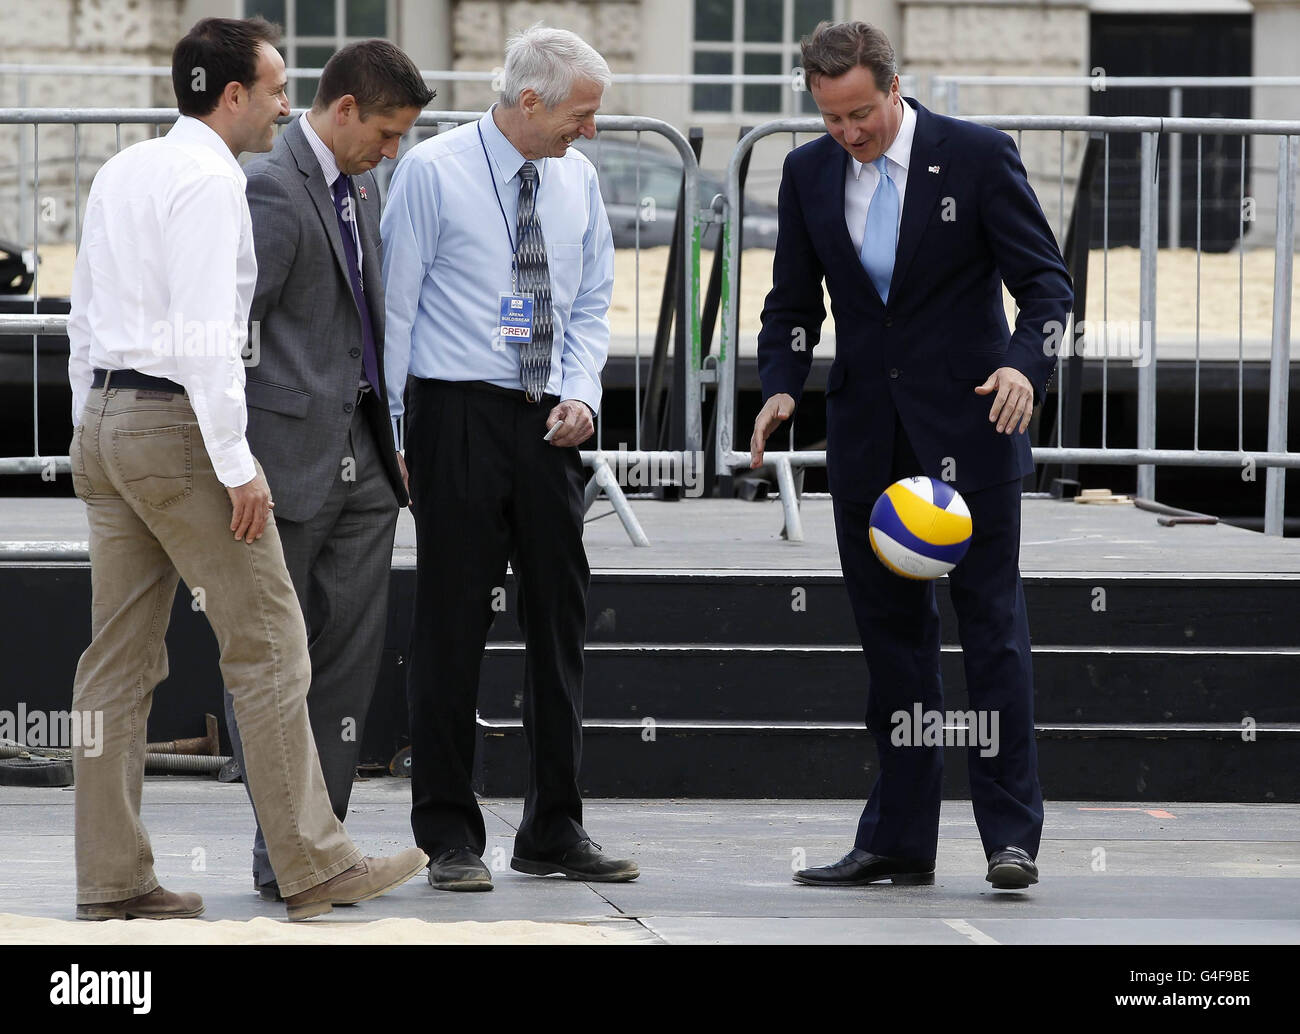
top-left (1265, 134), bottom-right (1297, 536)
top-left (775, 455), bottom-right (804, 543)
top-left (592, 455), bottom-right (651, 547)
top-left (583, 469), bottom-right (603, 512)
top-left (1137, 131), bottom-right (1159, 501)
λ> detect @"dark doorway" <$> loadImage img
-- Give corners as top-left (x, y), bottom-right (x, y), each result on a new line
top-left (1089, 13), bottom-right (1253, 251)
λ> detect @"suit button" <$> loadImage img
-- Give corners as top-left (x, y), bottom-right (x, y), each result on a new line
top-left (343, 402), bottom-right (354, 413)
top-left (884, 317), bottom-right (894, 328)
top-left (349, 347), bottom-right (361, 358)
top-left (889, 368), bottom-right (900, 379)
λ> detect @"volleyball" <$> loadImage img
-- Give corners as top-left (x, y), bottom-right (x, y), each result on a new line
top-left (868, 477), bottom-right (973, 580)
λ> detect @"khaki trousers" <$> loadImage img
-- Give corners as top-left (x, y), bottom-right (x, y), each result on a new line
top-left (69, 384), bottom-right (362, 903)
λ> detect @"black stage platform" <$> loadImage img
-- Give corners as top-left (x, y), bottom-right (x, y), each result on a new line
top-left (2, 496), bottom-right (1297, 802)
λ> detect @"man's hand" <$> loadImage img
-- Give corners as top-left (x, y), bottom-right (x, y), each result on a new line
top-left (750, 393), bottom-right (796, 468)
top-left (975, 366), bottom-right (1035, 435)
top-left (396, 451), bottom-right (411, 509)
top-left (226, 471), bottom-right (274, 543)
top-left (546, 399), bottom-right (594, 447)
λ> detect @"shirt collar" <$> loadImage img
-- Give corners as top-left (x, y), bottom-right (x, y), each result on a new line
top-left (851, 96), bottom-right (917, 180)
top-left (299, 112), bottom-right (343, 188)
top-left (479, 104), bottom-right (545, 188)
top-left (167, 115), bottom-right (246, 184)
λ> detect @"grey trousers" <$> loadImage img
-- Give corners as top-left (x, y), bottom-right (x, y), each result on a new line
top-left (71, 385), bottom-right (362, 903)
top-left (224, 401), bottom-right (399, 889)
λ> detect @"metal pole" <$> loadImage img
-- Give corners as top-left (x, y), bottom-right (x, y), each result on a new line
top-left (31, 121), bottom-right (39, 459)
top-left (681, 157), bottom-right (702, 454)
top-left (774, 456), bottom-right (804, 542)
top-left (1137, 132), bottom-right (1159, 500)
top-left (16, 79), bottom-right (27, 247)
top-left (1264, 134), bottom-right (1296, 536)
top-left (717, 130), bottom-right (752, 481)
top-left (591, 455), bottom-right (651, 547)
top-left (1168, 86), bottom-right (1181, 250)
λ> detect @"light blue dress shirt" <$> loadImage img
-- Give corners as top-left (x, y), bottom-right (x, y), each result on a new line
top-left (380, 106), bottom-right (615, 444)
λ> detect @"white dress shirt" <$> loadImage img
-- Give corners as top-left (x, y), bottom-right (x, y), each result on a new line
top-left (68, 115), bottom-right (257, 488)
top-left (845, 97), bottom-right (917, 253)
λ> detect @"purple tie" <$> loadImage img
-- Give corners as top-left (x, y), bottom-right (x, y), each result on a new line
top-left (331, 174), bottom-right (382, 392)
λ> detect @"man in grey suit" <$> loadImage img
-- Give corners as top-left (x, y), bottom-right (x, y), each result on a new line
top-left (224, 39), bottom-right (433, 901)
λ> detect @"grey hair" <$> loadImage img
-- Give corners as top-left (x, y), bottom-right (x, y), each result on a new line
top-left (500, 23), bottom-right (611, 108)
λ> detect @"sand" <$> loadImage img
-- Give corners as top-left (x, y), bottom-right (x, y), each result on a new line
top-left (0, 912), bottom-right (637, 945)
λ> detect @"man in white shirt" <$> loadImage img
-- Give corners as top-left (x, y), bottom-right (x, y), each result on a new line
top-left (67, 15), bottom-right (425, 921)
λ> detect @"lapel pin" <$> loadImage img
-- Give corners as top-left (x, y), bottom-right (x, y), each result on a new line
top-left (358, 185), bottom-right (368, 200)
top-left (928, 165), bottom-right (940, 174)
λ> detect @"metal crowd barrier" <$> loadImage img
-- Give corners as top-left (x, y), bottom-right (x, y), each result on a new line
top-left (931, 74), bottom-right (1300, 118)
top-left (930, 75), bottom-right (1300, 251)
top-left (0, 107), bottom-right (703, 548)
top-left (4, 107), bottom-right (1300, 540)
top-left (716, 115), bottom-right (1299, 537)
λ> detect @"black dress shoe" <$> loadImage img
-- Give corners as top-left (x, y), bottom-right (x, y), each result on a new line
top-left (986, 846), bottom-right (1038, 889)
top-left (255, 880), bottom-right (282, 902)
top-left (794, 849), bottom-right (935, 886)
top-left (427, 847), bottom-right (494, 892)
top-left (511, 839), bottom-right (639, 882)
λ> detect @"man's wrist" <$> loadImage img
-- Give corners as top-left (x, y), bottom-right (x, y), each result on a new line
top-left (563, 398), bottom-right (596, 419)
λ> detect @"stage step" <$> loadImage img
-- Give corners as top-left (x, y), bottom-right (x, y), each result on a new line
top-left (480, 572), bottom-right (1300, 648)
top-left (473, 719), bottom-right (1300, 801)
top-left (478, 642), bottom-right (1300, 724)
top-left (3, 564), bottom-right (1296, 801)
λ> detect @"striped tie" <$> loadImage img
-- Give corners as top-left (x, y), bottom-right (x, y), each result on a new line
top-left (515, 161), bottom-right (552, 402)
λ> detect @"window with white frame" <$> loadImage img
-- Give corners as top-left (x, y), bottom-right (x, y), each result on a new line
top-left (692, 0), bottom-right (841, 116)
top-left (244, 0), bottom-right (392, 106)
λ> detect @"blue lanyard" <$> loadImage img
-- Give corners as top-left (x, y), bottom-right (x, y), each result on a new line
top-left (477, 121), bottom-right (542, 293)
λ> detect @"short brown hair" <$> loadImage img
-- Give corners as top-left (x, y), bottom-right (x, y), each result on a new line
top-left (313, 40), bottom-right (434, 117)
top-left (172, 17), bottom-right (281, 117)
top-left (800, 21), bottom-right (897, 94)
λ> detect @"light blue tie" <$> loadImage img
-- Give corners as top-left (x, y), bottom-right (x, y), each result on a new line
top-left (860, 156), bottom-right (898, 302)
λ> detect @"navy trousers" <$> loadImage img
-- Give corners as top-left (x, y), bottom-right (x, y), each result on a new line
top-left (832, 418), bottom-right (1044, 862)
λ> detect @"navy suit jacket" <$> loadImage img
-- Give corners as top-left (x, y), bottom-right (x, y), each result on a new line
top-left (757, 99), bottom-right (1072, 499)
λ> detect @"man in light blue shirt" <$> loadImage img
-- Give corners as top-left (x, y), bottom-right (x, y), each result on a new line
top-left (381, 23), bottom-right (636, 892)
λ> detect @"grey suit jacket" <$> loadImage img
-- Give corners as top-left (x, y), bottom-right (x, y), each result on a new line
top-left (242, 118), bottom-right (407, 523)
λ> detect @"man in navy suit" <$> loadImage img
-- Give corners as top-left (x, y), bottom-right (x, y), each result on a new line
top-left (750, 21), bottom-right (1072, 890)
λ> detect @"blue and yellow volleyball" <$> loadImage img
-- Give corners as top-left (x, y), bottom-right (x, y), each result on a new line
top-left (868, 476), bottom-right (973, 580)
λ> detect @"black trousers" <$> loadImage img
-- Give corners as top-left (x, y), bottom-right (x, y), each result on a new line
top-left (833, 415), bottom-right (1043, 861)
top-left (405, 378), bottom-right (590, 859)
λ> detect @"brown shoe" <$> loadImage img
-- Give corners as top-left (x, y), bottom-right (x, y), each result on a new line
top-left (76, 886), bottom-right (204, 921)
top-left (284, 848), bottom-right (428, 922)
